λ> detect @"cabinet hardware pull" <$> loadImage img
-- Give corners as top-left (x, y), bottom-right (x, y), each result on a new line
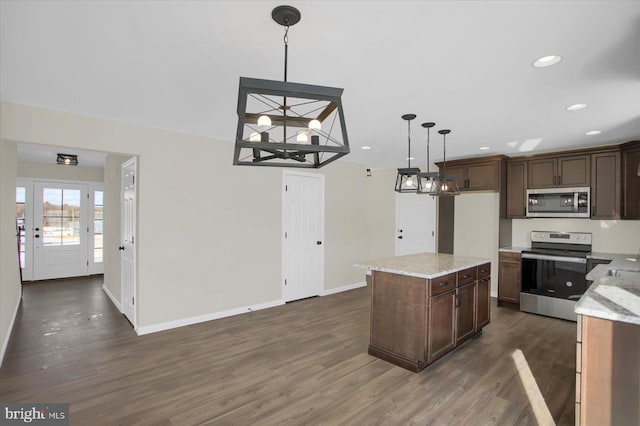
top-left (480, 278), bottom-right (488, 282)
top-left (462, 274), bottom-right (471, 278)
top-left (439, 282), bottom-right (449, 286)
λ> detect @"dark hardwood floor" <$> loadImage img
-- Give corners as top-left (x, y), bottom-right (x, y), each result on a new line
top-left (0, 276), bottom-right (576, 425)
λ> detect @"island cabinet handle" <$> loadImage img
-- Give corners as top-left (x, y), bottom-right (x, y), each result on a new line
top-left (480, 278), bottom-right (489, 283)
top-left (439, 281), bottom-right (449, 286)
top-left (481, 269), bottom-right (489, 274)
top-left (462, 274), bottom-right (471, 279)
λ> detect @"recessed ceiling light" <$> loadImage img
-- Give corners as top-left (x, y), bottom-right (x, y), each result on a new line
top-left (361, 146), bottom-right (372, 150)
top-left (532, 55), bottom-right (562, 68)
top-left (566, 103), bottom-right (587, 111)
top-left (585, 130), bottom-right (602, 136)
top-left (479, 146), bottom-right (491, 151)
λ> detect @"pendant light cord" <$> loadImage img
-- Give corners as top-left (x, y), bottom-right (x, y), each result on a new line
top-left (426, 128), bottom-right (430, 173)
top-left (442, 133), bottom-right (447, 178)
top-left (407, 120), bottom-right (411, 168)
top-left (283, 24), bottom-right (290, 144)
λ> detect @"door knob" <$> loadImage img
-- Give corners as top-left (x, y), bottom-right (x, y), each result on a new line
top-left (119, 246), bottom-right (125, 251)
top-left (34, 234), bottom-right (40, 238)
top-left (316, 241), bottom-right (322, 245)
top-left (35, 227), bottom-right (40, 231)
top-left (398, 236), bottom-right (403, 239)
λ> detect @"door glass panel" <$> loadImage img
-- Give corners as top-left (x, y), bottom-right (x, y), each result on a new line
top-left (42, 188), bottom-right (81, 246)
top-left (16, 187), bottom-right (26, 268)
top-left (93, 190), bottom-right (104, 263)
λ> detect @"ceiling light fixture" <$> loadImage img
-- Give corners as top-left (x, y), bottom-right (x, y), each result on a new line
top-left (585, 130), bottom-right (602, 136)
top-left (395, 114), bottom-right (421, 193)
top-left (430, 130), bottom-right (460, 196)
top-left (566, 103), bottom-right (587, 111)
top-left (532, 55), bottom-right (562, 68)
top-left (56, 153), bottom-right (78, 166)
top-left (233, 5), bottom-right (349, 168)
top-left (417, 122), bottom-right (438, 195)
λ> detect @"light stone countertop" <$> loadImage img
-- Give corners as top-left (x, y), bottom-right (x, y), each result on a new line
top-left (354, 252), bottom-right (491, 280)
top-left (498, 246), bottom-right (528, 253)
top-left (576, 253), bottom-right (640, 326)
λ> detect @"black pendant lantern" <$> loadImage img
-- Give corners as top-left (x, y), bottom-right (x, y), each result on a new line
top-left (233, 5), bottom-right (350, 168)
top-left (395, 114), bottom-right (421, 193)
top-left (431, 129), bottom-right (460, 196)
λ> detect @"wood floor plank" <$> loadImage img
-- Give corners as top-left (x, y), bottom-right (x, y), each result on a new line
top-left (0, 276), bottom-right (576, 425)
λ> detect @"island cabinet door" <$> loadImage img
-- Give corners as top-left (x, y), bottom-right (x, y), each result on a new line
top-left (455, 282), bottom-right (476, 345)
top-left (476, 276), bottom-right (490, 330)
top-left (428, 290), bottom-right (456, 363)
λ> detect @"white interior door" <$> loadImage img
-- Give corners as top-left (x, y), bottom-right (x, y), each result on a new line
top-left (282, 171), bottom-right (324, 302)
top-left (33, 182), bottom-right (89, 280)
top-left (121, 158), bottom-right (137, 325)
top-left (396, 193), bottom-right (436, 256)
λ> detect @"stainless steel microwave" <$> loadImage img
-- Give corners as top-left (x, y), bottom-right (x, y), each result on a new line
top-left (526, 187), bottom-right (590, 218)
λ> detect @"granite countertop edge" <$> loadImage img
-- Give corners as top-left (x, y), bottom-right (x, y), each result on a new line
top-left (354, 253), bottom-right (491, 280)
top-left (575, 253), bottom-right (640, 326)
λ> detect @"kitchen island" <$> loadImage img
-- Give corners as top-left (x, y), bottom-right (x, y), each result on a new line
top-left (574, 255), bottom-right (640, 426)
top-left (355, 253), bottom-right (491, 372)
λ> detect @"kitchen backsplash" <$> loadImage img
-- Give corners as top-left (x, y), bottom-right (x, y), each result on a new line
top-left (511, 218), bottom-right (640, 254)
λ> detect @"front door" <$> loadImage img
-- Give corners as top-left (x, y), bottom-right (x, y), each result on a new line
top-left (121, 158), bottom-right (137, 325)
top-left (33, 182), bottom-right (89, 280)
top-left (396, 193), bottom-right (436, 256)
top-left (282, 171), bottom-right (324, 302)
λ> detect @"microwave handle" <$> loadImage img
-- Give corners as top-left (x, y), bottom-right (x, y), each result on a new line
top-left (521, 253), bottom-right (587, 264)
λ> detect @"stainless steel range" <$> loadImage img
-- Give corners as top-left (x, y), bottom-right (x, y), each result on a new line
top-left (520, 231), bottom-right (592, 321)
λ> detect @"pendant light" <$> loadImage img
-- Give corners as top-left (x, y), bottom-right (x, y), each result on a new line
top-left (233, 5), bottom-right (350, 168)
top-left (431, 129), bottom-right (460, 196)
top-left (417, 122), bottom-right (438, 195)
top-left (395, 114), bottom-right (421, 193)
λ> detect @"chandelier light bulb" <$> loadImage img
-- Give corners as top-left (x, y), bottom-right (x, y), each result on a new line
top-left (308, 119), bottom-right (321, 130)
top-left (257, 115), bottom-right (272, 128)
top-left (296, 131), bottom-right (308, 143)
top-left (406, 177), bottom-right (414, 187)
top-left (250, 132), bottom-right (261, 142)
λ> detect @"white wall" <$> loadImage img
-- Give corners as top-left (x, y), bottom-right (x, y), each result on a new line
top-left (512, 218), bottom-right (640, 254)
top-left (18, 161), bottom-right (103, 182)
top-left (0, 139), bottom-right (22, 366)
top-left (0, 102), bottom-right (395, 330)
top-left (453, 192), bottom-right (500, 295)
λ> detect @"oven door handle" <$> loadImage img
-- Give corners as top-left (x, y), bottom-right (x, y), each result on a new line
top-left (521, 253), bottom-right (587, 264)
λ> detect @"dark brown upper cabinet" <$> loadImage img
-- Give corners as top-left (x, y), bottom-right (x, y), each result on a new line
top-left (436, 156), bottom-right (507, 192)
top-left (591, 149), bottom-right (621, 219)
top-left (528, 154), bottom-right (590, 189)
top-left (506, 160), bottom-right (527, 218)
top-left (622, 141), bottom-right (640, 219)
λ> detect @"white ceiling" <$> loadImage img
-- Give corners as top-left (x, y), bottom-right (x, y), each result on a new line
top-left (1, 1), bottom-right (639, 170)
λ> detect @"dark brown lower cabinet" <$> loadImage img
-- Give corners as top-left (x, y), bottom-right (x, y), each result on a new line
top-left (498, 252), bottom-right (521, 305)
top-left (369, 262), bottom-right (492, 372)
top-left (476, 276), bottom-right (490, 329)
top-left (455, 282), bottom-right (476, 345)
top-left (427, 291), bottom-right (456, 363)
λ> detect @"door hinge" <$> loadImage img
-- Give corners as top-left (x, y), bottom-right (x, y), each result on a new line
top-left (285, 279), bottom-right (287, 286)
top-left (132, 236), bottom-right (134, 244)
top-left (132, 297), bottom-right (135, 305)
top-left (133, 175), bottom-right (135, 184)
top-left (87, 260), bottom-right (89, 266)
top-left (87, 226), bottom-right (90, 233)
top-left (87, 193), bottom-right (90, 199)
top-left (285, 232), bottom-right (287, 239)
top-left (285, 185), bottom-right (288, 191)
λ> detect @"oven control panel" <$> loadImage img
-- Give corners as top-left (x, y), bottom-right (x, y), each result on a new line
top-left (531, 231), bottom-right (592, 245)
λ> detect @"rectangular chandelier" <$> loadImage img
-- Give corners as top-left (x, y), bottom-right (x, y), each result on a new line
top-left (234, 77), bottom-right (350, 168)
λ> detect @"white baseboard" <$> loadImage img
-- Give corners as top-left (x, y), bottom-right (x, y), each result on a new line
top-left (320, 281), bottom-right (367, 296)
top-left (102, 284), bottom-right (122, 312)
top-left (0, 286), bottom-right (22, 368)
top-left (135, 299), bottom-right (285, 336)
